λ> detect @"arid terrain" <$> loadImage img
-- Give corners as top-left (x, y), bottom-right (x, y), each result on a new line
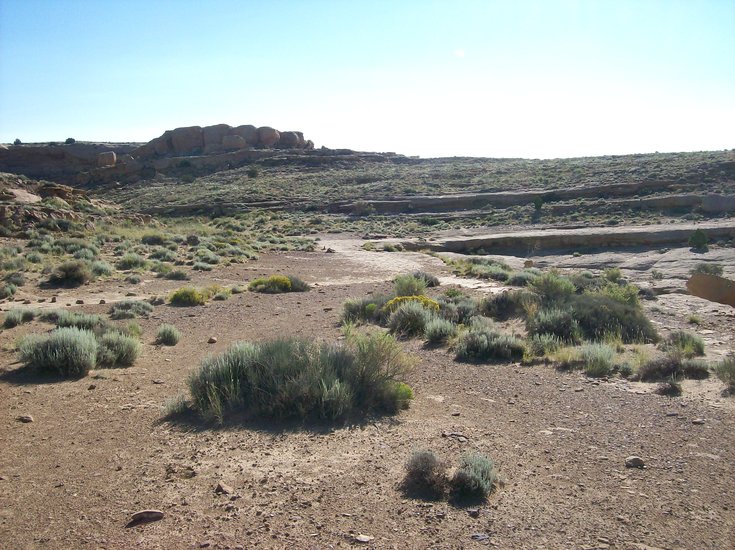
top-left (0, 137), bottom-right (734, 549)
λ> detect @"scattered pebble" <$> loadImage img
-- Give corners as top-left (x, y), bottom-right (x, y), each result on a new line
top-left (75, 299), bottom-right (84, 304)
top-left (99, 299), bottom-right (106, 304)
top-left (16, 415), bottom-right (34, 423)
top-left (87, 384), bottom-right (96, 390)
top-left (692, 418), bottom-right (705, 425)
top-left (128, 509), bottom-right (164, 525)
top-left (625, 456), bottom-right (645, 469)
top-left (467, 508), bottom-right (480, 518)
top-left (215, 481), bottom-right (234, 495)
top-left (208, 337), bottom-right (218, 344)
top-left (354, 534), bottom-right (374, 543)
top-left (471, 533), bottom-right (490, 541)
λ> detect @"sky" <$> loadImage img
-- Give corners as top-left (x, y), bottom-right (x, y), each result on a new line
top-left (1, 0), bottom-right (733, 158)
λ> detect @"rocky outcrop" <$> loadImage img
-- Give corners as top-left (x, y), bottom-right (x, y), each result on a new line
top-left (687, 274), bottom-right (735, 308)
top-left (257, 126), bottom-right (280, 147)
top-left (232, 125), bottom-right (258, 145)
top-left (222, 135), bottom-right (248, 150)
top-left (97, 151), bottom-right (116, 167)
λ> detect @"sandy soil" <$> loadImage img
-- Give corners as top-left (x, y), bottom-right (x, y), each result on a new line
top-left (1, 240), bottom-right (734, 549)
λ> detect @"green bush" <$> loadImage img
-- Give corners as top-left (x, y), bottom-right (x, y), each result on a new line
top-left (638, 354), bottom-right (710, 382)
top-left (170, 286), bottom-right (206, 306)
top-left (3, 308), bottom-right (37, 328)
top-left (403, 450), bottom-right (447, 499)
top-left (714, 356), bottom-right (735, 394)
top-left (411, 271), bottom-right (440, 287)
top-left (141, 233), bottom-right (167, 245)
top-left (507, 270), bottom-right (538, 287)
top-left (530, 272), bottom-right (576, 305)
top-left (424, 318), bottom-right (458, 345)
top-left (481, 290), bottom-right (537, 321)
top-left (248, 274), bottom-right (309, 293)
top-left (4, 272), bottom-right (25, 286)
top-left (125, 274), bottom-right (142, 284)
top-left (662, 331), bottom-right (705, 358)
top-left (656, 378), bottom-right (683, 397)
top-left (527, 333), bottom-right (562, 357)
top-left (0, 283), bottom-right (17, 299)
top-left (690, 262), bottom-right (724, 277)
top-left (187, 332), bottom-right (413, 423)
top-left (527, 308), bottom-right (580, 344)
top-left (149, 247), bottom-right (177, 262)
top-left (25, 251), bottom-right (43, 263)
top-left (451, 452), bottom-right (498, 500)
top-left (569, 294), bottom-right (657, 343)
top-left (164, 269), bottom-right (190, 281)
top-left (437, 295), bottom-right (478, 325)
top-left (116, 253), bottom-right (147, 270)
top-left (48, 260), bottom-right (93, 287)
top-left (156, 324), bottom-right (181, 346)
top-left (192, 262), bottom-right (213, 271)
top-left (388, 301), bottom-right (433, 338)
top-left (342, 295), bottom-right (391, 324)
top-left (456, 329), bottom-right (526, 362)
top-left (91, 260), bottom-right (113, 277)
top-left (394, 274), bottom-right (427, 297)
top-left (18, 327), bottom-right (98, 377)
top-left (55, 311), bottom-right (106, 331)
top-left (97, 332), bottom-right (141, 367)
top-left (109, 300), bottom-right (154, 320)
top-left (688, 229), bottom-right (708, 250)
top-left (579, 343), bottom-right (616, 377)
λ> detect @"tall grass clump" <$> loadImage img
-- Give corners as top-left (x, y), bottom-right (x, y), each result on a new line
top-left (579, 343), bottom-right (616, 377)
top-left (341, 294), bottom-right (390, 324)
top-left (18, 327), bottom-right (98, 377)
top-left (714, 356), bottom-right (735, 394)
top-left (0, 283), bottom-right (17, 299)
top-left (527, 308), bottom-right (580, 344)
top-left (690, 262), bottom-right (724, 277)
top-left (156, 324), bottom-right (181, 346)
top-left (116, 253), bottom-right (147, 270)
top-left (456, 328), bottom-right (526, 362)
top-left (437, 294), bottom-right (478, 325)
top-left (661, 331), bottom-right (705, 358)
top-left (388, 301), bottom-right (433, 338)
top-left (527, 333), bottom-right (562, 357)
top-left (91, 260), bottom-right (113, 277)
top-left (3, 308), bottom-right (37, 328)
top-left (47, 260), bottom-right (93, 287)
top-left (569, 294), bottom-right (657, 343)
top-left (424, 318), bottom-right (458, 345)
top-left (530, 272), bottom-right (575, 305)
top-left (169, 286), bottom-right (206, 306)
top-left (109, 300), bottom-right (154, 320)
top-left (55, 311), bottom-right (106, 331)
top-left (187, 332), bottom-right (413, 423)
top-left (248, 274), bottom-right (309, 293)
top-left (637, 353), bottom-right (710, 382)
top-left (96, 332), bottom-right (141, 367)
top-left (451, 452), bottom-right (498, 500)
top-left (403, 450), bottom-right (447, 499)
top-left (411, 271), bottom-right (440, 287)
top-left (393, 274), bottom-right (427, 297)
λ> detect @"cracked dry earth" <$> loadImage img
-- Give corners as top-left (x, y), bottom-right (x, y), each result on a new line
top-left (1, 237), bottom-right (734, 550)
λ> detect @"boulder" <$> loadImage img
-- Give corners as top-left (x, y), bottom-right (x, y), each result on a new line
top-left (221, 135), bottom-right (248, 151)
top-left (279, 131), bottom-right (300, 148)
top-left (232, 124), bottom-right (259, 145)
top-left (687, 274), bottom-right (735, 308)
top-left (170, 126), bottom-right (203, 156)
top-left (202, 124), bottom-right (231, 151)
top-left (153, 133), bottom-right (172, 156)
top-left (294, 131), bottom-right (305, 147)
top-left (257, 126), bottom-right (280, 148)
top-left (97, 151), bottom-right (116, 167)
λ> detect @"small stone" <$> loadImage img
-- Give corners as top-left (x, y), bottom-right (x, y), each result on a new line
top-left (625, 456), bottom-right (645, 469)
top-left (692, 418), bottom-right (705, 425)
top-left (128, 510), bottom-right (164, 525)
top-left (99, 299), bottom-right (106, 305)
top-left (208, 337), bottom-right (218, 344)
top-left (50, 296), bottom-right (57, 303)
top-left (76, 299), bottom-right (84, 305)
top-left (471, 533), bottom-right (490, 541)
top-left (325, 248), bottom-right (335, 253)
top-left (199, 541), bottom-right (211, 548)
top-left (215, 481), bottom-right (234, 495)
top-left (16, 415), bottom-right (34, 423)
top-left (574, 387), bottom-right (584, 392)
top-left (354, 534), bottom-right (374, 543)
top-left (451, 411), bottom-right (461, 417)
top-left (665, 412), bottom-right (678, 417)
top-left (467, 508), bottom-right (480, 518)
top-left (87, 384), bottom-right (96, 390)
top-left (152, 379), bottom-right (165, 385)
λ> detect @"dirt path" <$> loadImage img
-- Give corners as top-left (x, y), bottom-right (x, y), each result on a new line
top-left (1, 247), bottom-right (734, 549)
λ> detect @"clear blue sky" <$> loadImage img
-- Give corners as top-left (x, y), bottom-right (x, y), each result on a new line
top-left (1, 0), bottom-right (733, 158)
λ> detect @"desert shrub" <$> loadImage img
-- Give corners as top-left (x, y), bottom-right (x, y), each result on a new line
top-left (383, 295), bottom-right (440, 314)
top-left (149, 247), bottom-right (177, 262)
top-left (527, 333), bottom-right (562, 357)
top-left (661, 331), bottom-right (705, 358)
top-left (212, 288), bottom-right (232, 301)
top-left (56, 238), bottom-right (98, 256)
top-left (55, 311), bottom-right (106, 331)
top-left (714, 356), bottom-right (735, 394)
top-left (656, 378), bottom-right (683, 397)
top-left (109, 300), bottom-right (154, 320)
top-left (530, 272), bottom-right (575, 305)
top-left (96, 332), bottom-right (141, 367)
top-left (48, 260), bottom-right (93, 287)
top-left (388, 301), bottom-right (433, 337)
top-left (424, 318), bottom-right (458, 345)
top-left (579, 343), bottom-right (616, 377)
top-left (527, 308), bottom-right (580, 344)
top-left (4, 272), bottom-right (25, 286)
top-left (141, 233), bottom-right (166, 245)
top-left (156, 324), bottom-right (181, 346)
top-left (394, 274), bottom-right (427, 297)
top-left (164, 269), bottom-right (190, 281)
top-left (73, 248), bottom-right (96, 261)
top-left (688, 229), bottom-right (708, 250)
top-left (342, 294), bottom-right (391, 324)
top-left (403, 450), bottom-right (447, 499)
top-left (287, 275), bottom-right (310, 292)
top-left (3, 308), bottom-right (37, 328)
top-left (91, 260), bottom-right (113, 277)
top-left (116, 253), bottom-right (147, 270)
top-left (690, 262), bottom-right (724, 277)
top-left (638, 354), bottom-right (710, 382)
top-left (248, 274), bottom-right (308, 293)
top-left (411, 271), bottom-right (440, 287)
top-left (437, 295), bottom-right (478, 324)
top-left (596, 283), bottom-right (641, 307)
top-left (451, 452), bottom-right (498, 500)
top-left (25, 251), bottom-right (43, 263)
top-left (507, 270), bottom-right (538, 286)
top-left (192, 262), bottom-right (213, 271)
top-left (230, 285), bottom-right (246, 294)
top-left (195, 249), bottom-right (220, 265)
top-left (480, 290), bottom-right (538, 321)
top-left (0, 283), bottom-right (17, 299)
top-left (569, 294), bottom-right (657, 343)
top-left (456, 329), bottom-right (526, 362)
top-left (550, 346), bottom-right (581, 370)
top-left (18, 327), bottom-right (98, 377)
top-left (603, 267), bottom-right (622, 282)
top-left (169, 286), bottom-right (206, 306)
top-left (187, 332), bottom-right (413, 423)
top-left (474, 264), bottom-right (510, 282)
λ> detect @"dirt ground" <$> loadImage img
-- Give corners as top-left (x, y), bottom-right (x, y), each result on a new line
top-left (1, 237), bottom-right (734, 549)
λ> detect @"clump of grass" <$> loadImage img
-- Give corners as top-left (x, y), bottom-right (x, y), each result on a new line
top-left (507, 270), bottom-right (538, 287)
top-left (18, 327), bottom-right (98, 378)
top-left (424, 318), bottom-right (458, 345)
top-left (638, 353), bottom-right (710, 382)
top-left (527, 308), bottom-right (580, 344)
top-left (164, 269), bottom-right (190, 281)
top-left (451, 452), bottom-right (498, 500)
top-left (661, 331), bottom-right (705, 358)
top-left (456, 328), bottom-right (526, 362)
top-left (690, 262), bottom-right (723, 277)
top-left (96, 332), bottom-right (141, 367)
top-left (403, 450), bottom-right (447, 500)
top-left (125, 274), bottom-right (142, 284)
top-left (569, 294), bottom-right (657, 343)
top-left (388, 301), bottom-right (434, 338)
top-left (192, 262), bottom-right (213, 271)
top-left (47, 260), bottom-right (93, 287)
top-left (187, 331), bottom-right (413, 423)
top-left (530, 272), bottom-right (576, 305)
top-left (156, 324), bottom-right (181, 346)
top-left (527, 333), bottom-right (562, 357)
top-left (411, 271), bottom-right (440, 288)
top-left (480, 290), bottom-right (538, 321)
top-left (0, 283), bottom-right (17, 299)
top-left (91, 260), bottom-right (113, 277)
top-left (109, 300), bottom-right (154, 320)
top-left (437, 294), bottom-right (478, 325)
top-left (4, 272), bottom-right (25, 287)
top-left (3, 308), bottom-right (37, 328)
top-left (248, 274), bottom-right (309, 293)
top-left (393, 274), bottom-right (427, 297)
top-left (116, 253), bottom-right (147, 270)
top-left (55, 311), bottom-right (106, 331)
top-left (149, 247), bottom-right (177, 262)
top-left (579, 343), bottom-right (616, 378)
top-left (656, 377), bottom-right (683, 397)
top-left (169, 286), bottom-right (206, 306)
top-left (714, 356), bottom-right (735, 394)
top-left (341, 295), bottom-right (391, 324)
top-left (141, 233), bottom-right (167, 246)
top-left (687, 314), bottom-right (701, 325)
